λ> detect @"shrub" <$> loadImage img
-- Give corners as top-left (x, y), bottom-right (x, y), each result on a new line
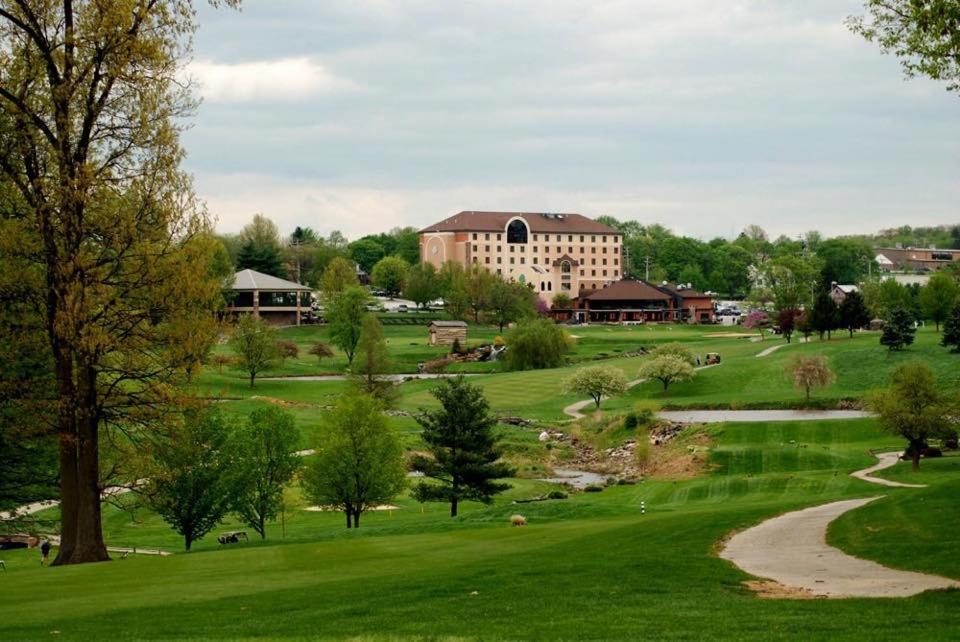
top-left (633, 401), bottom-right (659, 425)
top-left (277, 340), bottom-right (299, 362)
top-left (547, 490), bottom-right (568, 500)
top-left (423, 357), bottom-right (454, 374)
top-left (450, 338), bottom-right (462, 355)
top-left (308, 341), bottom-right (334, 362)
top-left (510, 514), bottom-right (527, 527)
top-left (583, 484), bottom-right (604, 493)
top-left (210, 354), bottom-right (233, 373)
top-left (504, 319), bottom-right (571, 371)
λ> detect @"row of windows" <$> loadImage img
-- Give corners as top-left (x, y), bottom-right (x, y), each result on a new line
top-left (471, 232), bottom-right (618, 243)
top-left (474, 255), bottom-right (618, 267)
top-left (472, 244), bottom-right (616, 256)
top-left (471, 256), bottom-right (618, 278)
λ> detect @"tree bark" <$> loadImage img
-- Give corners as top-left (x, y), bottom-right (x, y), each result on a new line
top-left (352, 509), bottom-right (360, 528)
top-left (345, 505), bottom-right (352, 528)
top-left (450, 498), bottom-right (458, 518)
top-left (250, 372), bottom-right (255, 388)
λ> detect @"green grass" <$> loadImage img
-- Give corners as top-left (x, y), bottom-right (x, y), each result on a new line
top-left (4, 418), bottom-right (960, 640)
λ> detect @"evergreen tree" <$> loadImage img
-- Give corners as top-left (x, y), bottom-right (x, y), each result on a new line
top-left (236, 239), bottom-right (285, 277)
top-left (411, 377), bottom-right (514, 517)
top-left (809, 290), bottom-right (840, 340)
top-left (838, 290), bottom-right (871, 338)
top-left (880, 308), bottom-right (916, 351)
top-left (941, 304), bottom-right (960, 353)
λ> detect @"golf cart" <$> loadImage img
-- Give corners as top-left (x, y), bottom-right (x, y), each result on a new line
top-left (705, 352), bottom-right (721, 365)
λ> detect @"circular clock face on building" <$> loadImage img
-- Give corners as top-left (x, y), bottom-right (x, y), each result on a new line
top-left (431, 246), bottom-right (439, 255)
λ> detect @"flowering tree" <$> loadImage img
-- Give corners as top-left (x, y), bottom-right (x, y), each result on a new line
top-left (563, 366), bottom-right (629, 409)
top-left (743, 310), bottom-right (772, 340)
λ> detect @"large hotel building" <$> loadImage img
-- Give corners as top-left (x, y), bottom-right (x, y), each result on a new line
top-left (419, 211), bottom-right (622, 303)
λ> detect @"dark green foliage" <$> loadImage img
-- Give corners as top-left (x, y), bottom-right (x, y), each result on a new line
top-left (489, 279), bottom-right (536, 332)
top-left (880, 308), bottom-right (917, 351)
top-left (230, 407), bottom-right (301, 539)
top-left (410, 377), bottom-right (514, 517)
top-left (808, 290), bottom-right (840, 340)
top-left (838, 291), bottom-right (871, 338)
top-left (144, 409), bottom-right (235, 551)
top-left (504, 319), bottom-right (570, 371)
top-left (450, 338), bottom-right (462, 355)
top-left (236, 239), bottom-right (285, 277)
top-left (941, 304), bottom-right (960, 352)
top-left (348, 238), bottom-right (386, 273)
top-left (404, 262), bottom-right (442, 309)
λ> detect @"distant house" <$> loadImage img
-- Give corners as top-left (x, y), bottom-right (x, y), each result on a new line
top-left (874, 247), bottom-right (960, 272)
top-left (428, 320), bottom-right (467, 346)
top-left (226, 269), bottom-right (313, 326)
top-left (830, 284), bottom-right (858, 305)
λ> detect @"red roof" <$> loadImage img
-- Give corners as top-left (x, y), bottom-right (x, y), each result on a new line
top-left (419, 211), bottom-right (618, 235)
top-left (581, 280), bottom-right (670, 302)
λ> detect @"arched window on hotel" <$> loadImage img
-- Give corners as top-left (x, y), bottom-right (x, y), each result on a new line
top-left (560, 260), bottom-right (572, 274)
top-left (507, 219), bottom-right (528, 244)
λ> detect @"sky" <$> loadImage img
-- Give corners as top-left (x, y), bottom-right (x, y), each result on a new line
top-left (185, 1), bottom-right (960, 242)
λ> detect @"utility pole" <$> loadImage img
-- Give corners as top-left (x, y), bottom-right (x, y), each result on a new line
top-left (644, 256), bottom-right (652, 281)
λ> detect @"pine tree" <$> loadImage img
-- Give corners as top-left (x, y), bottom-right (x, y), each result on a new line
top-left (809, 291), bottom-right (841, 340)
top-left (941, 304), bottom-right (960, 353)
top-left (880, 308), bottom-right (916, 352)
top-left (411, 376), bottom-right (514, 517)
top-left (839, 290), bottom-right (871, 338)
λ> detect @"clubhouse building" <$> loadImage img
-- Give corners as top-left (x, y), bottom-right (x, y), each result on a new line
top-left (553, 279), bottom-right (715, 325)
top-left (225, 269), bottom-right (313, 326)
top-left (419, 211), bottom-right (623, 303)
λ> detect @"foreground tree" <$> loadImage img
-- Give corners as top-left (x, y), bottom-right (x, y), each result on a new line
top-left (504, 319), bottom-right (571, 371)
top-left (785, 356), bottom-right (836, 404)
top-left (867, 363), bottom-right (957, 470)
top-left (942, 304), bottom-right (960, 352)
top-left (563, 366), bottom-right (629, 409)
top-left (637, 356), bottom-right (695, 393)
top-left (229, 315), bottom-right (281, 387)
top-left (301, 394), bottom-right (406, 528)
top-left (918, 272), bottom-right (959, 331)
top-left (230, 407), bottom-right (301, 539)
top-left (849, 1), bottom-right (960, 94)
top-left (327, 287), bottom-right (369, 365)
top-left (880, 308), bottom-right (917, 352)
top-left (0, 0), bottom-right (236, 564)
top-left (144, 409), bottom-right (235, 551)
top-left (370, 256), bottom-right (409, 298)
top-left (411, 377), bottom-right (514, 517)
top-left (838, 291), bottom-right (871, 338)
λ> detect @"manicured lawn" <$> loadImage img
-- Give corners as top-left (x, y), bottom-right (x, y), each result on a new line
top-left (4, 418), bottom-right (960, 640)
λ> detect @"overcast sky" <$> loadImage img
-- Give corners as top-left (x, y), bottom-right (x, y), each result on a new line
top-left (185, 1), bottom-right (960, 241)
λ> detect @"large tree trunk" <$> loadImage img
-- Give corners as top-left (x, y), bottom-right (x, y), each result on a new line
top-left (352, 509), bottom-right (361, 528)
top-left (450, 497), bottom-right (458, 518)
top-left (345, 504), bottom-right (352, 528)
top-left (912, 450), bottom-right (921, 471)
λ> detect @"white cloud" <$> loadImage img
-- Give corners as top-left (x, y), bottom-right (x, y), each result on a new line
top-left (187, 57), bottom-right (360, 102)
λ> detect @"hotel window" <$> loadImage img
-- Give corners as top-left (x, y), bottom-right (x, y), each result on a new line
top-left (510, 257), bottom-right (515, 265)
top-left (603, 270), bottom-right (608, 277)
top-left (591, 269), bottom-right (596, 276)
top-left (496, 245), bottom-right (501, 252)
top-left (568, 246), bottom-right (573, 253)
top-left (485, 233), bottom-right (490, 240)
top-left (580, 235), bottom-right (585, 242)
top-left (602, 258), bottom-right (607, 265)
top-left (580, 246), bottom-right (584, 254)
top-left (507, 219), bottom-right (529, 244)
top-left (556, 235), bottom-right (561, 241)
top-left (591, 235), bottom-right (596, 243)
top-left (579, 269), bottom-right (585, 276)
top-left (472, 257), bottom-right (478, 263)
top-left (533, 234), bottom-right (538, 242)
top-left (614, 236), bottom-right (619, 243)
top-left (532, 257), bottom-right (538, 264)
top-left (602, 247), bottom-right (607, 254)
top-left (510, 245), bottom-right (515, 253)
top-left (591, 258), bottom-right (596, 265)
top-left (472, 245), bottom-right (477, 252)
top-left (540, 282), bottom-right (545, 292)
top-left (472, 233), bottom-right (477, 240)
top-left (520, 257), bottom-right (525, 264)
top-left (591, 247), bottom-right (596, 254)
top-left (497, 234), bottom-right (502, 240)
top-left (614, 258), bottom-right (619, 265)
top-left (497, 268), bottom-right (502, 275)
top-left (547, 282), bottom-right (552, 291)
top-left (614, 270), bottom-right (619, 277)
top-left (556, 246), bottom-right (561, 253)
top-left (602, 236), bottom-right (607, 242)
top-left (568, 235), bottom-right (573, 242)
top-left (485, 257), bottom-right (490, 264)
top-left (485, 245), bottom-right (490, 252)
top-left (497, 257), bottom-right (502, 264)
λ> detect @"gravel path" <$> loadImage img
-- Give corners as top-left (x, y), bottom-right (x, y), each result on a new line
top-left (850, 451), bottom-right (926, 488)
top-left (720, 497), bottom-right (959, 598)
